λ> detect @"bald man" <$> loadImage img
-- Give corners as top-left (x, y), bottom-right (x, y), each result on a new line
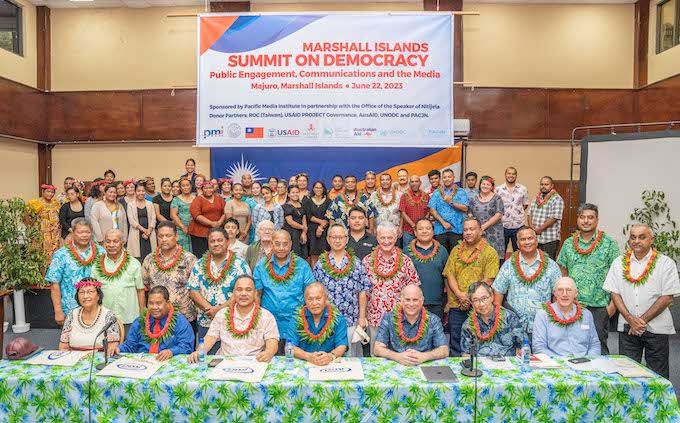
top-left (532, 277), bottom-right (600, 357)
top-left (374, 284), bottom-right (448, 366)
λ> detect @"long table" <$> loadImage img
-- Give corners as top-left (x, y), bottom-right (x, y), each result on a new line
top-left (0, 354), bottom-right (678, 422)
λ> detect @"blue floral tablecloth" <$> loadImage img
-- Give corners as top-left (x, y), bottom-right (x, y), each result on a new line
top-left (0, 354), bottom-right (678, 423)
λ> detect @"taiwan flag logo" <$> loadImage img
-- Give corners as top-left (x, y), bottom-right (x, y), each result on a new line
top-left (245, 127), bottom-right (264, 139)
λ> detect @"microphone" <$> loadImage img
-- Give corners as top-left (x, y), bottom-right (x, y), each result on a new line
top-left (461, 328), bottom-right (482, 378)
top-left (94, 319), bottom-right (117, 371)
top-left (96, 319), bottom-right (116, 339)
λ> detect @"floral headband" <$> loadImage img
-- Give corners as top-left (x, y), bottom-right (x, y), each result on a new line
top-left (199, 181), bottom-right (215, 188)
top-left (124, 178), bottom-right (136, 187)
top-left (92, 180), bottom-right (108, 187)
top-left (217, 178), bottom-right (233, 185)
top-left (41, 184), bottom-right (57, 191)
top-left (76, 279), bottom-right (102, 290)
top-left (296, 173), bottom-right (308, 179)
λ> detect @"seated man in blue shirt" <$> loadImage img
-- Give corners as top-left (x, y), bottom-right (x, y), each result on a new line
top-left (291, 282), bottom-right (348, 366)
top-left (532, 277), bottom-right (601, 357)
top-left (374, 284), bottom-right (449, 366)
top-left (113, 285), bottom-right (195, 361)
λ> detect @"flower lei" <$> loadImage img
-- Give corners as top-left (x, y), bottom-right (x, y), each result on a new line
top-left (66, 240), bottom-right (98, 267)
top-left (394, 304), bottom-right (429, 345)
top-left (141, 304), bottom-right (177, 346)
top-left (225, 301), bottom-right (261, 339)
top-left (470, 302), bottom-right (503, 342)
top-left (407, 240), bottom-right (440, 263)
top-left (377, 188), bottom-right (397, 207)
top-left (535, 189), bottom-right (557, 208)
top-left (511, 250), bottom-right (547, 285)
top-left (438, 185), bottom-right (458, 200)
top-left (267, 252), bottom-right (297, 284)
top-left (371, 248), bottom-right (403, 281)
top-left (202, 251), bottom-right (235, 285)
top-left (94, 252), bottom-right (131, 282)
top-left (296, 304), bottom-right (339, 345)
top-left (622, 249), bottom-right (658, 285)
top-left (457, 239), bottom-right (487, 266)
top-left (573, 230), bottom-right (604, 255)
top-left (405, 190), bottom-right (427, 207)
top-left (340, 191), bottom-right (359, 207)
top-left (154, 246), bottom-right (184, 272)
top-left (542, 301), bottom-right (582, 327)
top-left (319, 250), bottom-right (356, 279)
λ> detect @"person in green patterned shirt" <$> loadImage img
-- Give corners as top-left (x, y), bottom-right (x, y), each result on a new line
top-left (557, 203), bottom-right (619, 354)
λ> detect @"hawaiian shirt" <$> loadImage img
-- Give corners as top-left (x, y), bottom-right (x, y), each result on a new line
top-left (493, 252), bottom-right (561, 333)
top-left (495, 183), bottom-right (530, 230)
top-left (427, 186), bottom-right (470, 235)
top-left (463, 187), bottom-right (480, 203)
top-left (187, 253), bottom-right (251, 328)
top-left (557, 232), bottom-right (620, 308)
top-left (251, 203), bottom-right (284, 241)
top-left (527, 191), bottom-right (565, 244)
top-left (290, 306), bottom-right (349, 354)
top-left (376, 309), bottom-right (447, 353)
top-left (313, 253), bottom-right (371, 327)
top-left (45, 243), bottom-right (106, 316)
top-left (461, 306), bottom-right (527, 357)
top-left (443, 241), bottom-right (499, 308)
top-left (325, 191), bottom-right (376, 229)
top-left (142, 248), bottom-right (199, 322)
top-left (398, 190), bottom-right (430, 235)
top-left (369, 189), bottom-right (403, 228)
top-left (362, 249), bottom-right (420, 327)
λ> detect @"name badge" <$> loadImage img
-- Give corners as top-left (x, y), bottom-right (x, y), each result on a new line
top-left (580, 324), bottom-right (590, 330)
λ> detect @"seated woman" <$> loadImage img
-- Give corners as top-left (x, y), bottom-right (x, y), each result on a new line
top-left (59, 278), bottom-right (120, 356)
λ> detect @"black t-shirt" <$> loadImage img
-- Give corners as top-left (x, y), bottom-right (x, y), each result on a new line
top-left (152, 194), bottom-right (173, 224)
top-left (347, 232), bottom-right (378, 260)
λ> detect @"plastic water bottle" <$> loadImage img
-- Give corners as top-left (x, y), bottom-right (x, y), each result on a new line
top-left (285, 338), bottom-right (295, 367)
top-left (521, 339), bottom-right (531, 372)
top-left (197, 338), bottom-right (206, 364)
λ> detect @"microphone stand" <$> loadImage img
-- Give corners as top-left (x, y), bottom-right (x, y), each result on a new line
top-left (460, 331), bottom-right (483, 423)
top-left (95, 337), bottom-right (109, 371)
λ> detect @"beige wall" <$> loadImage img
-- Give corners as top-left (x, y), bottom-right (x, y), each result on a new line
top-left (648, 0), bottom-right (680, 84)
top-left (463, 3), bottom-right (634, 88)
top-left (51, 143), bottom-right (211, 190)
top-left (0, 138), bottom-right (39, 200)
top-left (0, 0), bottom-right (37, 88)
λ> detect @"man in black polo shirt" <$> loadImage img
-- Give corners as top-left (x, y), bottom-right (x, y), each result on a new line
top-left (346, 206), bottom-right (378, 260)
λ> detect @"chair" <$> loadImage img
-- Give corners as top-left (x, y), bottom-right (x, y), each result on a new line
top-left (117, 319), bottom-right (126, 343)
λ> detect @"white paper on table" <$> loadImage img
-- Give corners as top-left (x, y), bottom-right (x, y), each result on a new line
top-left (607, 357), bottom-right (656, 378)
top-left (208, 357), bottom-right (268, 383)
top-left (479, 357), bottom-right (517, 370)
top-left (566, 357), bottom-right (618, 373)
top-left (308, 360), bottom-right (365, 381)
top-left (530, 353), bottom-right (561, 369)
top-left (25, 350), bottom-right (91, 367)
top-left (97, 357), bottom-right (165, 380)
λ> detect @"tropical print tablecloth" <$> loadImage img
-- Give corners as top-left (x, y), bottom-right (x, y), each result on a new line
top-left (0, 355), bottom-right (677, 423)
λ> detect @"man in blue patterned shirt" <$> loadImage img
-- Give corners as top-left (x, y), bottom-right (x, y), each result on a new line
top-left (427, 168), bottom-right (469, 253)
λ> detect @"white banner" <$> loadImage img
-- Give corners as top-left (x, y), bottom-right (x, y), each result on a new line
top-left (197, 13), bottom-right (453, 147)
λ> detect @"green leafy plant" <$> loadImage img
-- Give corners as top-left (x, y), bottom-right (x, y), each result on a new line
top-left (623, 190), bottom-right (680, 266)
top-left (0, 198), bottom-right (49, 291)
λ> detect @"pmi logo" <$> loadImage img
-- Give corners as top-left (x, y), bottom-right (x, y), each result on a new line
top-left (203, 126), bottom-right (224, 139)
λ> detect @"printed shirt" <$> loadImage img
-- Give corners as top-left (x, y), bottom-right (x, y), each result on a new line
top-left (376, 309), bottom-right (446, 353)
top-left (362, 250), bottom-right (421, 327)
top-left (253, 254), bottom-right (315, 339)
top-left (461, 306), bottom-right (527, 357)
top-left (493, 252), bottom-right (561, 333)
top-left (369, 189), bottom-right (403, 228)
top-left (251, 203), bottom-right (284, 241)
top-left (118, 312), bottom-right (195, 356)
top-left (495, 183), bottom-right (530, 230)
top-left (290, 306), bottom-right (349, 354)
top-left (398, 190), bottom-right (430, 235)
top-left (532, 303), bottom-right (601, 357)
top-left (45, 244), bottom-right (106, 316)
top-left (91, 254), bottom-right (145, 325)
top-left (527, 191), bottom-right (565, 243)
top-left (603, 250), bottom-right (680, 335)
top-left (463, 187), bottom-right (480, 203)
top-left (325, 191), bottom-right (376, 229)
top-left (207, 304), bottom-right (280, 356)
top-left (557, 232), bottom-right (620, 307)
top-left (403, 241), bottom-right (449, 306)
top-left (443, 242), bottom-right (499, 308)
top-left (142, 248), bottom-right (199, 322)
top-left (313, 253), bottom-right (372, 327)
top-left (187, 253), bottom-right (251, 328)
top-left (427, 186), bottom-right (470, 235)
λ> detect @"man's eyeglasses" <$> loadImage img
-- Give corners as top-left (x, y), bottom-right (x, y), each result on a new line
top-left (471, 295), bottom-right (491, 305)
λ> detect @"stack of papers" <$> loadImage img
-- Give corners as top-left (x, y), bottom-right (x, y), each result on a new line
top-left (607, 357), bottom-right (655, 378)
top-left (25, 350), bottom-right (91, 367)
top-left (530, 354), bottom-right (561, 369)
top-left (566, 357), bottom-right (619, 373)
top-left (208, 357), bottom-right (268, 383)
top-left (308, 360), bottom-right (364, 381)
top-left (97, 357), bottom-right (165, 380)
top-left (479, 357), bottom-right (516, 371)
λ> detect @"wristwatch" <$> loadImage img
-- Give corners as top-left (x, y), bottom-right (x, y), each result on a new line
top-left (330, 352), bottom-right (337, 361)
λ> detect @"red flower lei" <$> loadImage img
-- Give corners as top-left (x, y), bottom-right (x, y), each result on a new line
top-left (204, 251), bottom-right (235, 284)
top-left (267, 252), bottom-right (296, 284)
top-left (408, 240), bottom-right (439, 263)
top-left (573, 230), bottom-right (604, 255)
top-left (98, 252), bottom-right (128, 277)
top-left (372, 248), bottom-right (403, 280)
top-left (535, 189), bottom-right (557, 208)
top-left (340, 191), bottom-right (359, 207)
top-left (300, 305), bottom-right (334, 341)
top-left (377, 188), bottom-right (397, 207)
top-left (144, 304), bottom-right (176, 344)
top-left (67, 240), bottom-right (98, 267)
top-left (543, 301), bottom-right (582, 327)
top-left (405, 190), bottom-right (427, 207)
top-left (321, 251), bottom-right (354, 278)
top-left (395, 304), bottom-right (429, 345)
top-left (155, 246), bottom-right (183, 272)
top-left (438, 185), bottom-right (458, 199)
top-left (471, 302), bottom-right (503, 342)
top-left (512, 250), bottom-right (547, 284)
top-left (458, 239), bottom-right (487, 265)
top-left (227, 301), bottom-right (260, 338)
top-left (623, 249), bottom-right (659, 285)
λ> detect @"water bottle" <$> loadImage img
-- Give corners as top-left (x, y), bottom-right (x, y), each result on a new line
top-left (197, 338), bottom-right (206, 364)
top-left (285, 338), bottom-right (295, 367)
top-left (521, 339), bottom-right (531, 372)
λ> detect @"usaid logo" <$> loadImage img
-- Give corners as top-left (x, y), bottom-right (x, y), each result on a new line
top-left (319, 367), bottom-right (352, 373)
top-left (223, 367), bottom-right (255, 374)
top-left (117, 363), bottom-right (148, 371)
top-left (47, 351), bottom-right (71, 360)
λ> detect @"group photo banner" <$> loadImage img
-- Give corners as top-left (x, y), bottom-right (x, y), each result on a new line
top-left (197, 13), bottom-right (454, 147)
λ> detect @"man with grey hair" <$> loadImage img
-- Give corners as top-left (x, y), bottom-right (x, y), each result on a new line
top-left (557, 203), bottom-right (620, 354)
top-left (91, 229), bottom-right (145, 332)
top-left (532, 277), bottom-right (600, 356)
top-left (245, 220), bottom-right (275, 271)
top-left (363, 222), bottom-right (420, 354)
top-left (603, 224), bottom-right (680, 379)
top-left (47, 218), bottom-right (106, 325)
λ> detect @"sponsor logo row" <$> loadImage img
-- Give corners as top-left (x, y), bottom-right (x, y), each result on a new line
top-left (203, 124), bottom-right (447, 139)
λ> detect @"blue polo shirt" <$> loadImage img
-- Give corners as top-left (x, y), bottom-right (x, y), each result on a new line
top-left (376, 309), bottom-right (447, 353)
top-left (428, 186), bottom-right (469, 235)
top-left (290, 306), bottom-right (348, 354)
top-left (253, 253), bottom-right (315, 339)
top-left (403, 241), bottom-right (449, 306)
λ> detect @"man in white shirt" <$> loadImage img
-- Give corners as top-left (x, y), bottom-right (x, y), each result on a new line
top-left (603, 224), bottom-right (680, 379)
